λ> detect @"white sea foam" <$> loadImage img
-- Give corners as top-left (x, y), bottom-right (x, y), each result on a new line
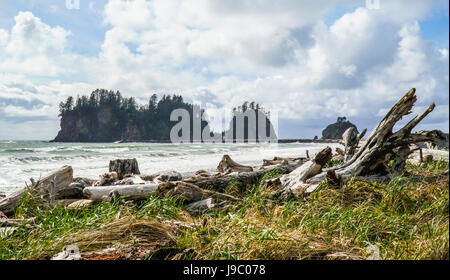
top-left (0, 141), bottom-right (340, 195)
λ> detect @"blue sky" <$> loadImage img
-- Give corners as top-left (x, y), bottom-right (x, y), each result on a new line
top-left (0, 0), bottom-right (448, 140)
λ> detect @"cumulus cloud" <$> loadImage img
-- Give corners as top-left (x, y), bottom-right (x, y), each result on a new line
top-left (0, 0), bottom-right (448, 139)
top-left (0, 12), bottom-right (72, 76)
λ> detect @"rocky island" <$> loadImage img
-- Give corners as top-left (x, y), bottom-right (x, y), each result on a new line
top-left (52, 89), bottom-right (276, 143)
top-left (321, 116), bottom-right (358, 139)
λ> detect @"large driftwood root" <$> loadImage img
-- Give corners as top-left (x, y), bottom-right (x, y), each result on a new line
top-left (280, 88), bottom-right (446, 198)
top-left (328, 88), bottom-right (446, 178)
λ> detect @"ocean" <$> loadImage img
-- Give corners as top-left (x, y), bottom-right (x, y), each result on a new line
top-left (0, 141), bottom-right (340, 195)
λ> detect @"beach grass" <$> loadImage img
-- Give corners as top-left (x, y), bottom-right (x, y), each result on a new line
top-left (0, 160), bottom-right (448, 260)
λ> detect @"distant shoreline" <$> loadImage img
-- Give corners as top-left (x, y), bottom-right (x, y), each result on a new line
top-left (47, 139), bottom-right (342, 144)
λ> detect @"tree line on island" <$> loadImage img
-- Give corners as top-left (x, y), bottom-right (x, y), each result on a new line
top-left (54, 89), bottom-right (275, 142)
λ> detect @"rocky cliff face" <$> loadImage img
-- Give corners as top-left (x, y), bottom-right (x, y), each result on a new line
top-left (53, 108), bottom-right (143, 142)
top-left (322, 117), bottom-right (358, 139)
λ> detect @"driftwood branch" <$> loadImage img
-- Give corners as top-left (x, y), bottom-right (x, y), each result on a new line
top-left (279, 147), bottom-right (332, 197)
top-left (217, 155), bottom-right (253, 174)
top-left (0, 166), bottom-right (73, 215)
top-left (109, 158), bottom-right (140, 179)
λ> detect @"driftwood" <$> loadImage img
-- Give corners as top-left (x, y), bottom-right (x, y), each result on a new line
top-left (278, 88), bottom-right (447, 198)
top-left (279, 147), bottom-right (332, 197)
top-left (114, 175), bottom-right (146, 185)
top-left (0, 166), bottom-right (73, 215)
top-left (335, 147), bottom-right (345, 156)
top-left (141, 171), bottom-right (183, 183)
top-left (67, 199), bottom-right (94, 209)
top-left (217, 155), bottom-right (253, 174)
top-left (56, 182), bottom-right (85, 199)
top-left (83, 184), bottom-right (158, 202)
top-left (94, 172), bottom-right (119, 186)
top-left (52, 199), bottom-right (82, 207)
top-left (342, 127), bottom-right (367, 162)
top-left (184, 158), bottom-right (305, 192)
top-left (51, 245), bottom-right (82, 260)
top-left (184, 198), bottom-right (230, 214)
top-left (109, 159), bottom-right (140, 179)
top-left (263, 156), bottom-right (306, 167)
top-left (158, 181), bottom-right (239, 204)
top-left (324, 88), bottom-right (446, 178)
top-left (0, 217), bottom-right (36, 228)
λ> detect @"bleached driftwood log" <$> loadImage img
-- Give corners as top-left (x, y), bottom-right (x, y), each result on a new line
top-left (56, 182), bottom-right (85, 199)
top-left (0, 166), bottom-right (73, 215)
top-left (109, 158), bottom-right (140, 179)
top-left (217, 155), bottom-right (253, 174)
top-left (158, 181), bottom-right (239, 204)
top-left (83, 184), bottom-right (158, 202)
top-left (279, 147), bottom-right (332, 197)
top-left (67, 199), bottom-right (94, 209)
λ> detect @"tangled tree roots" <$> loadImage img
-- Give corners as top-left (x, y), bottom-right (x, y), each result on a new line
top-left (281, 88), bottom-right (447, 197)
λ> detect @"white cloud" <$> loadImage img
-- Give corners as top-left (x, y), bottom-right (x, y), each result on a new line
top-left (0, 29), bottom-right (8, 47)
top-left (0, 1), bottom-right (448, 139)
top-left (0, 12), bottom-right (78, 77)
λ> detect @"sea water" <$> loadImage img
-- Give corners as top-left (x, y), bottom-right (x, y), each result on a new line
top-left (0, 141), bottom-right (340, 195)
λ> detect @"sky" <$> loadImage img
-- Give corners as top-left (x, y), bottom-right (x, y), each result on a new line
top-left (0, 0), bottom-right (448, 140)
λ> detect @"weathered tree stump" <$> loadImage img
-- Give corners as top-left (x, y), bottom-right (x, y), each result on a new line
top-left (109, 159), bottom-right (140, 179)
